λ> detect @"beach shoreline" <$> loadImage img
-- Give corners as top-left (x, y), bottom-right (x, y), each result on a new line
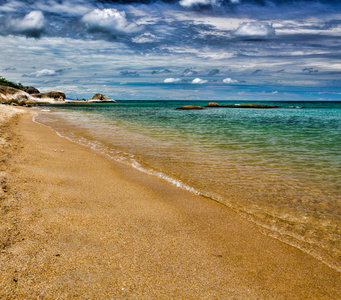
top-left (1, 104), bottom-right (340, 298)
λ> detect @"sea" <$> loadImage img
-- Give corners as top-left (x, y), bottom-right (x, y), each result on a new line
top-left (33, 100), bottom-right (341, 271)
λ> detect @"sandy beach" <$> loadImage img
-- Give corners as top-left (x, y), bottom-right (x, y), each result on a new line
top-left (0, 104), bottom-right (340, 299)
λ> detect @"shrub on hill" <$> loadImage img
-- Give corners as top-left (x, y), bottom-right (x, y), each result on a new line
top-left (0, 76), bottom-right (27, 91)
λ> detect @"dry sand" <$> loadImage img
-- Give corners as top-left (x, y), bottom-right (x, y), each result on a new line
top-left (0, 104), bottom-right (340, 299)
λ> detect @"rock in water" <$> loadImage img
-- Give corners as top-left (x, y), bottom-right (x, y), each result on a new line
top-left (205, 102), bottom-right (220, 107)
top-left (176, 105), bottom-right (204, 110)
top-left (88, 94), bottom-right (116, 103)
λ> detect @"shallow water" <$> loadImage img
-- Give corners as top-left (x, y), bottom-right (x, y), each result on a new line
top-left (34, 100), bottom-right (341, 270)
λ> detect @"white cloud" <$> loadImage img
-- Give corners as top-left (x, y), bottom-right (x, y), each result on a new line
top-left (233, 22), bottom-right (275, 38)
top-left (192, 78), bottom-right (208, 84)
top-left (35, 0), bottom-right (92, 16)
top-left (9, 10), bottom-right (45, 36)
top-left (82, 8), bottom-right (142, 35)
top-left (179, 0), bottom-right (217, 8)
top-left (164, 78), bottom-right (181, 83)
top-left (34, 69), bottom-right (57, 77)
top-left (22, 69), bottom-right (55, 78)
top-left (132, 33), bottom-right (160, 43)
top-left (23, 68), bottom-right (71, 77)
top-left (223, 78), bottom-right (238, 84)
top-left (0, 0), bottom-right (26, 13)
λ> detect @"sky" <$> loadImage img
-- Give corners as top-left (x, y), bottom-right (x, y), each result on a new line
top-left (0, 0), bottom-right (340, 100)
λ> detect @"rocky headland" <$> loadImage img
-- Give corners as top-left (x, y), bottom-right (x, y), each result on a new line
top-left (0, 86), bottom-right (66, 106)
top-left (0, 77), bottom-right (116, 106)
top-left (33, 91), bottom-right (66, 102)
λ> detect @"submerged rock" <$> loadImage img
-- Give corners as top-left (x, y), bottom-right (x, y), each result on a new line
top-left (221, 104), bottom-right (279, 109)
top-left (176, 105), bottom-right (204, 110)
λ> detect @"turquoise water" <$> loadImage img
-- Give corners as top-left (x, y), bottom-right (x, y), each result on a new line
top-left (35, 101), bottom-right (341, 270)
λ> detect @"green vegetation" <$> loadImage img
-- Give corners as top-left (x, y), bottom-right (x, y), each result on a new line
top-left (0, 76), bottom-right (27, 91)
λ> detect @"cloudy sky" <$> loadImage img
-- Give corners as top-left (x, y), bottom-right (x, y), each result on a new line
top-left (0, 0), bottom-right (340, 100)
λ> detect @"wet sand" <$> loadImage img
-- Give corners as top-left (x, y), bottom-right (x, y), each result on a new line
top-left (1, 105), bottom-right (340, 299)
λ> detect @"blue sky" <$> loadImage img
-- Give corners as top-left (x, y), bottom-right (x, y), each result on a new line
top-left (0, 0), bottom-right (340, 100)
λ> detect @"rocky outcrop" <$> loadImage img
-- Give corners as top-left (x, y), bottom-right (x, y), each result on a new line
top-left (205, 102), bottom-right (220, 107)
top-left (87, 94), bottom-right (116, 103)
top-left (34, 91), bottom-right (66, 102)
top-left (0, 86), bottom-right (66, 105)
top-left (1, 76), bottom-right (66, 104)
top-left (0, 86), bottom-right (31, 105)
top-left (24, 87), bottom-right (40, 95)
top-left (176, 105), bottom-right (204, 110)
